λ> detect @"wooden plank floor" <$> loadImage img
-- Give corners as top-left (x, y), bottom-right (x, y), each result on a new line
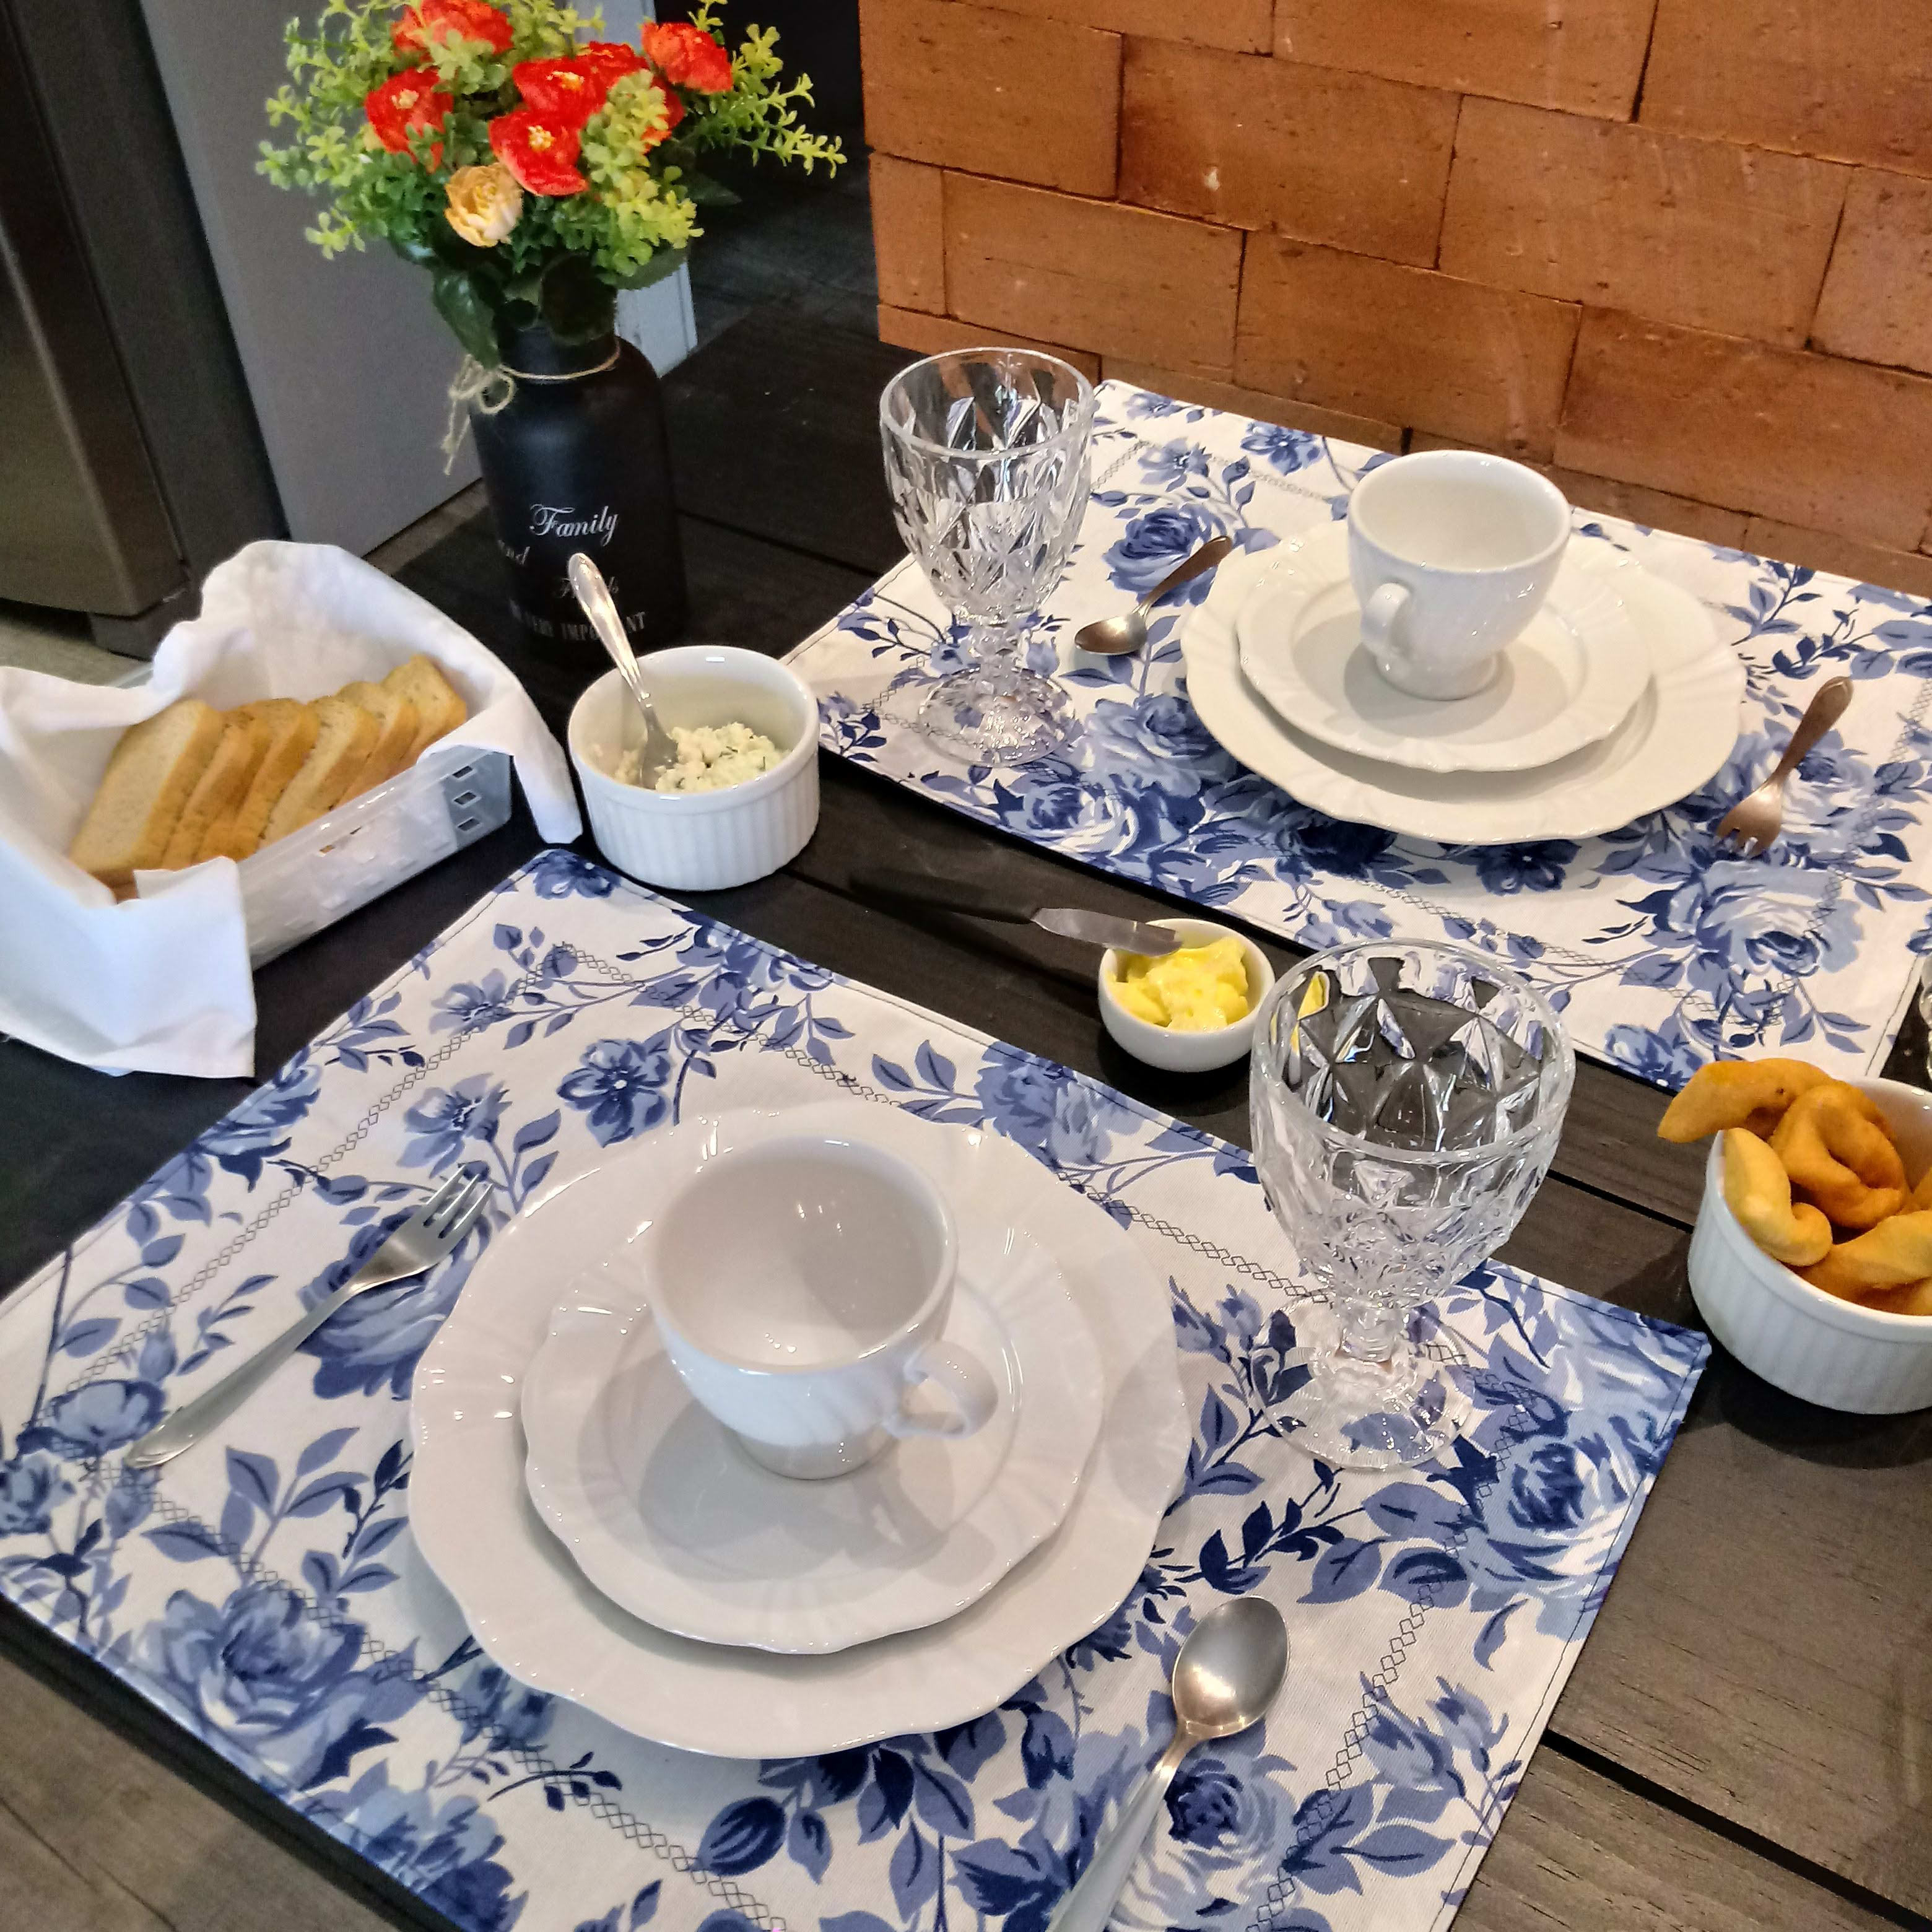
top-left (4, 308), bottom-right (1930, 1932)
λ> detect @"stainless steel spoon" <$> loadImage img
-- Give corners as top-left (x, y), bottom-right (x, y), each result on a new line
top-left (1045, 1596), bottom-right (1289, 1932)
top-left (1074, 534), bottom-right (1235, 656)
top-left (568, 550), bottom-right (675, 784)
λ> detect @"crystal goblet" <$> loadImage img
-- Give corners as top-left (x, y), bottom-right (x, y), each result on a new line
top-left (1250, 941), bottom-right (1574, 1471)
top-left (878, 347), bottom-right (1095, 764)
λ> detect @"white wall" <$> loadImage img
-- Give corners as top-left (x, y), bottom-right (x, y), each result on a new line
top-left (139, 0), bottom-right (695, 554)
top-left (611, 1), bottom-right (700, 373)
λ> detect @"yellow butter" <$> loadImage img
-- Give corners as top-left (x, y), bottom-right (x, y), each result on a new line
top-left (1112, 980), bottom-right (1165, 1025)
top-left (1107, 936), bottom-right (1252, 1031)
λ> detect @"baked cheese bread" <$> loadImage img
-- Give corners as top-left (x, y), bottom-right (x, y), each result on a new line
top-left (160, 711), bottom-right (270, 868)
top-left (72, 656), bottom-right (474, 889)
top-left (210, 698), bottom-right (320, 863)
top-left (68, 698), bottom-right (226, 892)
top-left (384, 655), bottom-right (468, 764)
top-left (262, 695), bottom-right (380, 843)
top-left (338, 680), bottom-right (421, 796)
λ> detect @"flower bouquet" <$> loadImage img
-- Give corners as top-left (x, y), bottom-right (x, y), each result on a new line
top-left (263, 0), bottom-right (841, 357)
top-left (261, 2), bottom-right (842, 655)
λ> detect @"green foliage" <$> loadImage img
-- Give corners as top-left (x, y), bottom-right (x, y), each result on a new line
top-left (677, 2), bottom-right (844, 175)
top-left (259, 0), bottom-right (843, 355)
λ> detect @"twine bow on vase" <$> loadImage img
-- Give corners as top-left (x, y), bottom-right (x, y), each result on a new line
top-left (441, 357), bottom-right (517, 471)
top-left (440, 344), bottom-right (627, 469)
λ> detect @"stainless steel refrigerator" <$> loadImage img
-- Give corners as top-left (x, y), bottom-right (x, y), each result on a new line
top-left (0, 0), bottom-right (280, 650)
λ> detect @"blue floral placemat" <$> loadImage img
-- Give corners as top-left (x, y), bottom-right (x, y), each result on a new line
top-left (791, 381), bottom-right (1932, 1087)
top-left (0, 854), bottom-right (1705, 1932)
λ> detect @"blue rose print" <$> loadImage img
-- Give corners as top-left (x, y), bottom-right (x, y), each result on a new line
top-left (1604, 1018), bottom-right (1704, 1088)
top-left (1084, 695), bottom-right (1227, 799)
top-left (1115, 1726), bottom-right (1299, 1930)
top-left (524, 848), bottom-right (618, 899)
top-left (323, 1762), bottom-right (526, 1930)
top-left (142, 1580), bottom-right (419, 1790)
top-left (301, 1235), bottom-right (482, 1401)
top-left (1167, 1759), bottom-right (1244, 1844)
top-left (1289, 814), bottom-right (1399, 882)
top-left (455, 1661), bottom-right (555, 1752)
top-left (19, 1380), bottom-right (164, 1458)
top-left (976, 1051), bottom-right (1138, 1170)
top-left (1238, 420), bottom-right (1322, 475)
top-left (402, 1076), bottom-right (506, 1173)
top-left (0, 1453), bottom-right (72, 1534)
top-left (1508, 1440), bottom-right (1591, 1533)
top-left (559, 1034), bottom-right (676, 1145)
top-left (1660, 859), bottom-right (1862, 988)
top-left (1470, 842), bottom-right (1580, 895)
top-left (1103, 503), bottom-right (1229, 600)
top-left (433, 970), bottom-right (521, 1035)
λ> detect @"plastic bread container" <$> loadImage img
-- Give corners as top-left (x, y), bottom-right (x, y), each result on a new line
top-left (238, 745), bottom-right (513, 965)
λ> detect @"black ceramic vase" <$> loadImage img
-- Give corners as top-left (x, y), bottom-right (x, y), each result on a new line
top-left (469, 320), bottom-right (689, 671)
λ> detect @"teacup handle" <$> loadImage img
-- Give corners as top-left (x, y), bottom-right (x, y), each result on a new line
top-left (1359, 581), bottom-right (1412, 668)
top-left (885, 1341), bottom-right (998, 1440)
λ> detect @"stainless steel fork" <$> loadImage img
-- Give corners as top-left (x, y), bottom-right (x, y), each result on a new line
top-left (124, 1170), bottom-right (490, 1471)
top-left (1712, 675), bottom-right (1853, 857)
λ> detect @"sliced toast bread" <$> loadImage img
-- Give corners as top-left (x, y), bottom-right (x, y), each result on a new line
top-left (383, 655), bottom-right (468, 765)
top-left (68, 698), bottom-right (226, 891)
top-left (338, 680), bottom-right (421, 796)
top-left (161, 711), bottom-right (270, 868)
top-left (262, 696), bottom-right (380, 843)
top-left (209, 698), bottom-right (319, 863)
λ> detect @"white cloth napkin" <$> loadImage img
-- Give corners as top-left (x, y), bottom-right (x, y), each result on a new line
top-left (0, 541), bottom-right (581, 1079)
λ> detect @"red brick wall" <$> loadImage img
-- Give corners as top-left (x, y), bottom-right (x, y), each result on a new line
top-left (860, 0), bottom-right (1932, 594)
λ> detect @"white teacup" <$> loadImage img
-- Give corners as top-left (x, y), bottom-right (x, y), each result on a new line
top-left (1347, 450), bottom-right (1571, 700)
top-left (642, 1133), bottom-right (998, 1479)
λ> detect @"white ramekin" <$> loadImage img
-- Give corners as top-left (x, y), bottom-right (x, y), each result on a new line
top-left (1097, 917), bottom-right (1275, 1073)
top-left (1687, 1074), bottom-right (1932, 1413)
top-left (567, 649), bottom-right (820, 891)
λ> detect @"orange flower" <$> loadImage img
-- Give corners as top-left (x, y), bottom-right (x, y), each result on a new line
top-left (394, 0), bottom-right (513, 58)
top-left (365, 71), bottom-right (453, 161)
top-left (638, 19), bottom-right (733, 94)
top-left (579, 40), bottom-right (649, 86)
top-left (511, 58), bottom-right (607, 127)
top-left (488, 109), bottom-right (586, 196)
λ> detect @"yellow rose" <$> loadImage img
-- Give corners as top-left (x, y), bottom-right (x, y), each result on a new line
top-left (444, 163), bottom-right (521, 247)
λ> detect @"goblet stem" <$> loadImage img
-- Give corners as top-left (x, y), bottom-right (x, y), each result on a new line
top-left (1336, 1297), bottom-right (1404, 1364)
top-left (913, 612), bottom-right (1070, 764)
top-left (962, 616), bottom-right (1019, 676)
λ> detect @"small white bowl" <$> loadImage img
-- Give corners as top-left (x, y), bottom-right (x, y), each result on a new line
top-left (567, 648), bottom-right (819, 891)
top-left (1097, 917), bottom-right (1274, 1074)
top-left (1688, 1074), bottom-right (1932, 1413)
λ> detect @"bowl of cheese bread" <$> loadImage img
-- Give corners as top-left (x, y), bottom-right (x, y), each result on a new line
top-left (67, 656), bottom-right (467, 897)
top-left (1664, 1058), bottom-right (1932, 1412)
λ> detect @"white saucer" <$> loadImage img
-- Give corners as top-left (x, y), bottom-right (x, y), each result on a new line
top-left (521, 1209), bottom-right (1103, 1655)
top-left (1185, 542), bottom-right (1744, 845)
top-left (409, 1098), bottom-right (1188, 1758)
top-left (1235, 521), bottom-right (1650, 773)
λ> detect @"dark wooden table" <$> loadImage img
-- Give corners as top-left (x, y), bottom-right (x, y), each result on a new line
top-left (4, 310), bottom-right (1928, 1932)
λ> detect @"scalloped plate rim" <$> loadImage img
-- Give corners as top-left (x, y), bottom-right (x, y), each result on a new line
top-left (1232, 521), bottom-right (1652, 775)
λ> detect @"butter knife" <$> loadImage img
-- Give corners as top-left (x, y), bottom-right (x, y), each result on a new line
top-left (857, 868), bottom-right (1183, 956)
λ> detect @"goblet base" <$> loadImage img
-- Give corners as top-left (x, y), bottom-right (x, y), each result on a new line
top-left (912, 665), bottom-right (1072, 765)
top-left (1279, 1304), bottom-right (1473, 1472)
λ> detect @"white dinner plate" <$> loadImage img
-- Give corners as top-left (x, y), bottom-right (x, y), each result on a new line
top-left (1234, 521), bottom-right (1650, 773)
top-left (410, 1098), bottom-right (1188, 1757)
top-left (520, 1122), bottom-right (1103, 1653)
top-left (1186, 542), bottom-right (1744, 845)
